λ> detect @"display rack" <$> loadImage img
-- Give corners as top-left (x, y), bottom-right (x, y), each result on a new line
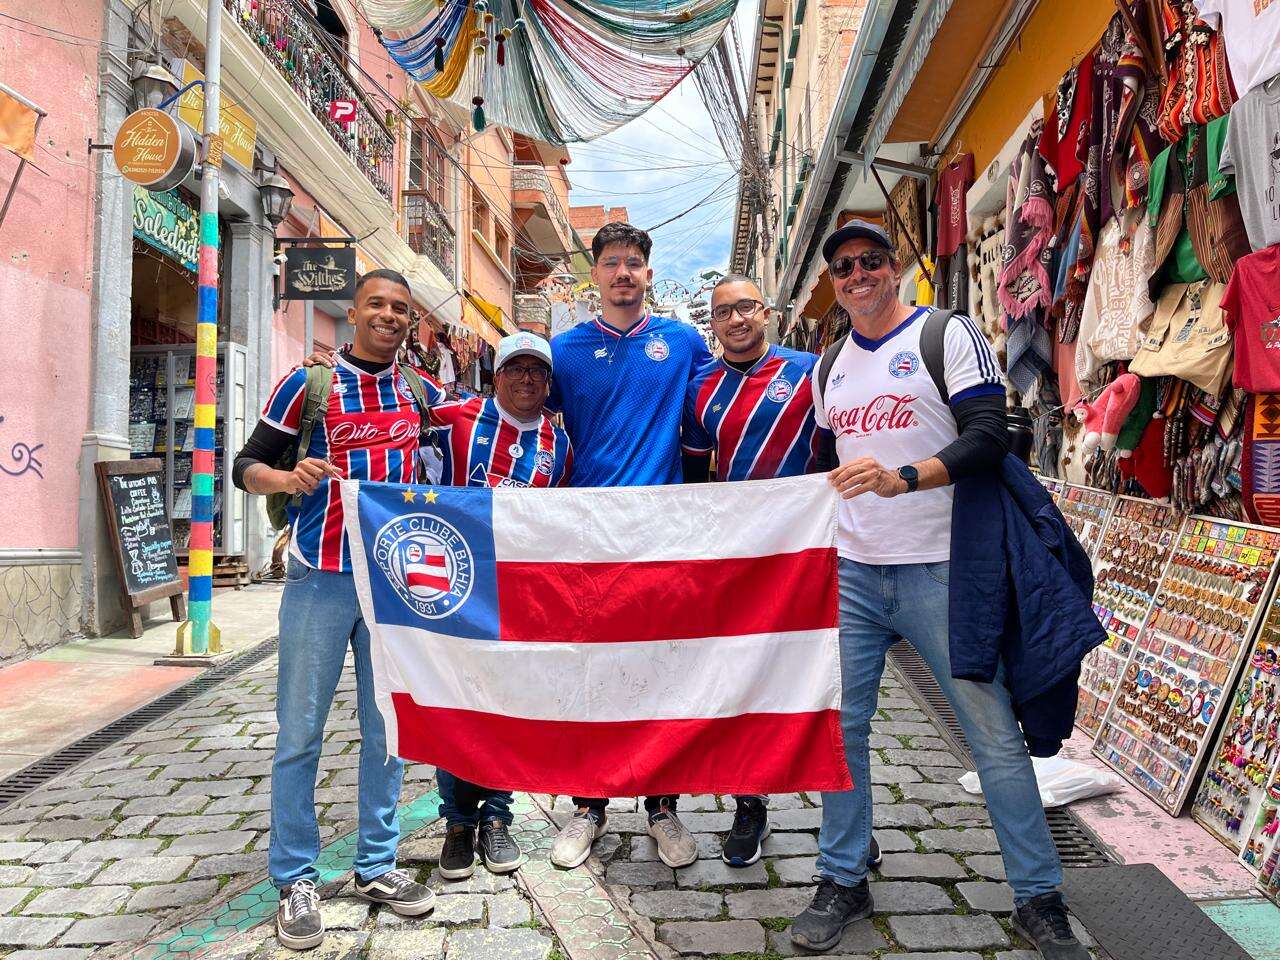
top-left (129, 343), bottom-right (247, 556)
top-left (1093, 517), bottom-right (1280, 814)
top-left (1076, 496), bottom-right (1182, 736)
top-left (1057, 483), bottom-right (1114, 558)
top-left (1038, 475), bottom-right (1064, 504)
top-left (1191, 584), bottom-right (1280, 858)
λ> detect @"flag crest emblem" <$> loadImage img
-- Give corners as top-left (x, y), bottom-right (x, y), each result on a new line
top-left (375, 514), bottom-right (475, 619)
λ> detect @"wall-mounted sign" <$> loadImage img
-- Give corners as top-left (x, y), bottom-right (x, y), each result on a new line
top-left (328, 99), bottom-right (358, 129)
top-left (284, 246), bottom-right (357, 300)
top-left (113, 108), bottom-right (196, 191)
top-left (174, 60), bottom-right (257, 170)
top-left (133, 186), bottom-right (198, 271)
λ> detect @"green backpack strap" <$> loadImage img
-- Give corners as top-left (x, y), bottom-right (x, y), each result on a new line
top-left (397, 365), bottom-right (433, 417)
top-left (265, 364), bottom-right (334, 530)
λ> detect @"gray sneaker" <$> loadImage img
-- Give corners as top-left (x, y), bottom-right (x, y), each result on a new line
top-left (550, 809), bottom-right (605, 869)
top-left (648, 807), bottom-right (697, 868)
top-left (276, 879), bottom-right (324, 951)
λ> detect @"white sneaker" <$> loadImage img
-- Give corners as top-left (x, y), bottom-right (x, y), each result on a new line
top-left (648, 807), bottom-right (697, 868)
top-left (550, 809), bottom-right (605, 869)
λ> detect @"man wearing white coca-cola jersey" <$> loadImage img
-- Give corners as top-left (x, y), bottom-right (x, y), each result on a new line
top-left (789, 223), bottom-right (1087, 960)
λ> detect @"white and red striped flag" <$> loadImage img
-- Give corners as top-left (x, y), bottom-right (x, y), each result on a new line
top-left (342, 475), bottom-right (850, 797)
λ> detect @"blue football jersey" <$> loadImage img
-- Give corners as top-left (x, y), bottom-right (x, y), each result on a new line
top-left (549, 314), bottom-right (712, 487)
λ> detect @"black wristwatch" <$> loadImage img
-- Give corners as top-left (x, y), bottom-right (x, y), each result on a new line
top-left (897, 465), bottom-right (919, 493)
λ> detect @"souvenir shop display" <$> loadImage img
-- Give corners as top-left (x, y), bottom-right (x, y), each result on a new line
top-left (1038, 475), bottom-right (1064, 504)
top-left (1077, 496), bottom-right (1183, 735)
top-left (1057, 484), bottom-right (1114, 557)
top-left (1094, 517), bottom-right (1280, 814)
top-left (1192, 589), bottom-right (1280, 856)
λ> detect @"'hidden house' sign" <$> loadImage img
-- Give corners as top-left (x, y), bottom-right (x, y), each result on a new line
top-left (283, 246), bottom-right (357, 301)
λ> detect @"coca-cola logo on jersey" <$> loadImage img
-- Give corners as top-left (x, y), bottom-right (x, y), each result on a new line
top-left (826, 394), bottom-right (919, 437)
top-left (327, 411), bottom-right (419, 450)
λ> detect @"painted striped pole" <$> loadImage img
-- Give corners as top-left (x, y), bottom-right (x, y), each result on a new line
top-left (176, 0), bottom-right (223, 657)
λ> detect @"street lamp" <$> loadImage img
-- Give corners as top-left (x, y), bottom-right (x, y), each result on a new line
top-left (130, 60), bottom-right (179, 111)
top-left (258, 173), bottom-right (294, 228)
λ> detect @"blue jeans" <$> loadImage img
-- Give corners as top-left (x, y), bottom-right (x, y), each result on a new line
top-left (437, 769), bottom-right (513, 827)
top-left (818, 558), bottom-right (1061, 904)
top-left (269, 560), bottom-right (403, 888)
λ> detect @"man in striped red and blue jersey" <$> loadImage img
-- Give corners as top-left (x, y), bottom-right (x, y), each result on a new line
top-left (233, 270), bottom-right (440, 950)
top-left (428, 332), bottom-right (570, 882)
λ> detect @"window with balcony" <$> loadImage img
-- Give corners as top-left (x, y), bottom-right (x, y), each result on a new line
top-left (408, 121), bottom-right (448, 208)
top-left (403, 119), bottom-right (456, 277)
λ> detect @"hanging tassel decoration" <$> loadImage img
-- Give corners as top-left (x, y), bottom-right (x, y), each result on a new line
top-left (472, 96), bottom-right (486, 131)
top-left (496, 34), bottom-right (506, 66)
top-left (434, 36), bottom-right (446, 72)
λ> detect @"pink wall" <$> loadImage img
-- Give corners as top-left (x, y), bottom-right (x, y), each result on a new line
top-left (0, 0), bottom-right (100, 550)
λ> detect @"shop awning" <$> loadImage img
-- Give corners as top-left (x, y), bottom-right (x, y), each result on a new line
top-left (461, 296), bottom-right (504, 348)
top-left (468, 293), bottom-right (516, 337)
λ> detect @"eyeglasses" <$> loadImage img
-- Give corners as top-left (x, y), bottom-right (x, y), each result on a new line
top-left (500, 364), bottom-right (550, 383)
top-left (830, 250), bottom-right (890, 279)
top-left (711, 299), bottom-right (765, 322)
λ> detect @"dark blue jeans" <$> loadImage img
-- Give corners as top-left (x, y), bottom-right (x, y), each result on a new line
top-left (438, 769), bottom-right (513, 827)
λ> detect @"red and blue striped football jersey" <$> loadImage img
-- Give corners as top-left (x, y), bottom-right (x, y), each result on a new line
top-left (682, 345), bottom-right (825, 481)
top-left (261, 356), bottom-right (446, 571)
top-left (430, 397), bottom-right (572, 489)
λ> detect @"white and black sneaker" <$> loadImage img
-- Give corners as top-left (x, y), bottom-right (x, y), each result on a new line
top-left (439, 823), bottom-right (478, 879)
top-left (353, 868), bottom-right (435, 916)
top-left (276, 879), bottom-right (324, 951)
top-left (479, 818), bottom-right (523, 873)
top-left (1012, 892), bottom-right (1090, 960)
top-left (722, 797), bottom-right (770, 866)
top-left (868, 835), bottom-right (883, 869)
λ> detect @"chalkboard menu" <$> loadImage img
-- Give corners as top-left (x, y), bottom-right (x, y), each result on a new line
top-left (95, 459), bottom-right (186, 637)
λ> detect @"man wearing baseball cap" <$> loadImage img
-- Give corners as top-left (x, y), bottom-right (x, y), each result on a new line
top-left (425, 332), bottom-right (573, 880)
top-left (790, 220), bottom-right (1086, 960)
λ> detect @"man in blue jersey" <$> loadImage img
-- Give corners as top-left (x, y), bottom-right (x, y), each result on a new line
top-left (547, 221), bottom-right (712, 870)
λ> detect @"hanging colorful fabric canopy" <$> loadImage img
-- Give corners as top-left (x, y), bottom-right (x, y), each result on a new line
top-left (358, 0), bottom-right (739, 143)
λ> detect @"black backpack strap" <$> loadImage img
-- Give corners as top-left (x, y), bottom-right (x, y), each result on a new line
top-left (919, 308), bottom-right (956, 405)
top-left (817, 334), bottom-right (846, 407)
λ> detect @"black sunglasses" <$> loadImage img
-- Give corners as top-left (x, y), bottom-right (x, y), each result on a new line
top-left (830, 250), bottom-right (891, 279)
top-left (710, 299), bottom-right (764, 322)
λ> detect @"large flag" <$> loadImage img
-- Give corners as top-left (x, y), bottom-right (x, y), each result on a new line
top-left (342, 475), bottom-right (851, 797)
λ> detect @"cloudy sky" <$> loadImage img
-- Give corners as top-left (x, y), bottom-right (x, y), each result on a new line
top-left (564, 5), bottom-right (757, 290)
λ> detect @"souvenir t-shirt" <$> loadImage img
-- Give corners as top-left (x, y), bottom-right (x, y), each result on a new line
top-left (429, 396), bottom-right (572, 488)
top-left (1222, 245), bottom-right (1280, 392)
top-left (682, 344), bottom-right (823, 481)
top-left (1219, 82), bottom-right (1280, 251)
top-left (934, 154), bottom-right (975, 257)
top-left (1195, 0), bottom-right (1280, 99)
top-left (811, 308), bottom-right (1005, 564)
top-left (261, 357), bottom-right (445, 572)
top-left (548, 314), bottom-right (712, 487)
top-left (1129, 279), bottom-right (1233, 394)
top-left (1076, 216), bottom-right (1156, 384)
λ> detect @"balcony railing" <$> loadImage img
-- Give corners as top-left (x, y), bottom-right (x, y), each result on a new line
top-left (403, 190), bottom-right (455, 278)
top-left (223, 0), bottom-right (395, 199)
top-left (513, 164), bottom-right (573, 247)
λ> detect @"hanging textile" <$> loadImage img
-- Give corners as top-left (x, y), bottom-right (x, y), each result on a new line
top-left (363, 0), bottom-right (739, 143)
top-left (1155, 0), bottom-right (1235, 143)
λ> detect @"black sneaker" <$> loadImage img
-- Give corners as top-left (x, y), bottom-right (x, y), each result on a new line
top-left (276, 879), bottom-right (324, 951)
top-left (868, 835), bottom-right (882, 869)
top-left (722, 797), bottom-right (770, 866)
top-left (439, 823), bottom-right (477, 880)
top-left (354, 868), bottom-right (435, 917)
top-left (479, 818), bottom-right (523, 873)
top-left (1012, 892), bottom-right (1090, 960)
top-left (790, 877), bottom-right (873, 953)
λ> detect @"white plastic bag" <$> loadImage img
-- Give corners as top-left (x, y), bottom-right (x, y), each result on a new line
top-left (958, 756), bottom-right (1123, 808)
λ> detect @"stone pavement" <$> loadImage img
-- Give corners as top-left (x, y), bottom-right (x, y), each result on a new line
top-left (0, 639), bottom-right (1094, 960)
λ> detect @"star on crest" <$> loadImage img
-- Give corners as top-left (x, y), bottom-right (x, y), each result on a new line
top-left (424, 489), bottom-right (439, 504)
top-left (401, 489), bottom-right (416, 503)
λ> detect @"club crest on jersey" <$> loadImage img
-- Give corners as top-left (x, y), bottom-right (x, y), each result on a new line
top-left (765, 378), bottom-right (794, 402)
top-left (534, 450), bottom-right (554, 476)
top-left (374, 514), bottom-right (474, 620)
top-left (889, 351), bottom-right (920, 378)
top-left (398, 380), bottom-right (416, 400)
top-left (645, 336), bottom-right (670, 362)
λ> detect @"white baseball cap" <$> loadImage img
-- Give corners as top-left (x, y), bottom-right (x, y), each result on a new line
top-left (495, 332), bottom-right (553, 373)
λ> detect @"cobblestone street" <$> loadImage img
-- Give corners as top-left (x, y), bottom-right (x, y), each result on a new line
top-left (0, 646), bottom-right (1091, 960)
